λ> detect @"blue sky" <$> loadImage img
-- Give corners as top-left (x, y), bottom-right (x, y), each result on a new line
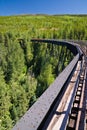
top-left (0, 0), bottom-right (87, 16)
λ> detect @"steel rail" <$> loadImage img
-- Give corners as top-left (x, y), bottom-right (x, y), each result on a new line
top-left (12, 39), bottom-right (83, 130)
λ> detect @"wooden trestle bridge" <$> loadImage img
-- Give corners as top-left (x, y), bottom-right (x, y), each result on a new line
top-left (13, 39), bottom-right (87, 130)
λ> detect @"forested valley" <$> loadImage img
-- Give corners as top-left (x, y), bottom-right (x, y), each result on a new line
top-left (0, 15), bottom-right (87, 130)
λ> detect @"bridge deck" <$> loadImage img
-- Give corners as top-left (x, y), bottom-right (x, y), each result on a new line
top-left (12, 39), bottom-right (87, 130)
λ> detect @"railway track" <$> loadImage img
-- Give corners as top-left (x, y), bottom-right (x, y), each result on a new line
top-left (67, 59), bottom-right (86, 130)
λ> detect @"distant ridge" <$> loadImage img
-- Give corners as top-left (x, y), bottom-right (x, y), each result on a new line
top-left (1, 13), bottom-right (87, 17)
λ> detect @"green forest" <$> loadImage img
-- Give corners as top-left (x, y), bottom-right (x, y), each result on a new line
top-left (0, 15), bottom-right (87, 130)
